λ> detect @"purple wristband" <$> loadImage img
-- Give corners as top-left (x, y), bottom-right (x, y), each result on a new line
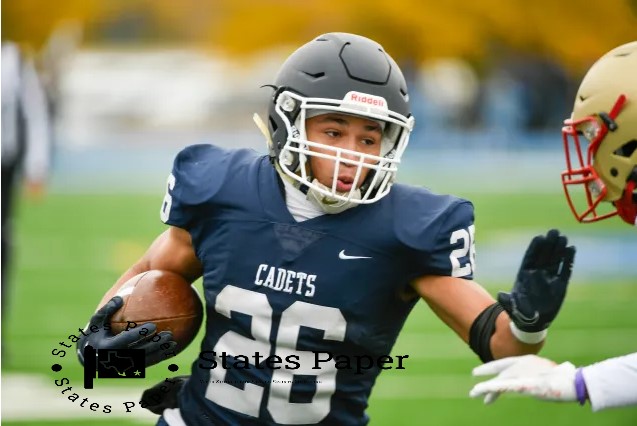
top-left (574, 368), bottom-right (588, 406)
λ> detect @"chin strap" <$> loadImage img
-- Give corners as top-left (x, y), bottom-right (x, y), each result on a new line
top-left (253, 113), bottom-right (274, 153)
top-left (614, 180), bottom-right (637, 226)
top-left (306, 179), bottom-right (361, 214)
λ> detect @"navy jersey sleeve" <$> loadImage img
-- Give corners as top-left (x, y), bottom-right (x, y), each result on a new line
top-left (393, 186), bottom-right (476, 280)
top-left (160, 144), bottom-right (231, 230)
top-left (426, 200), bottom-right (476, 279)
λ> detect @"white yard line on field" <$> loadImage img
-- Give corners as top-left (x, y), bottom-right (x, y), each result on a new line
top-left (1, 373), bottom-right (156, 422)
top-left (1, 372), bottom-right (475, 422)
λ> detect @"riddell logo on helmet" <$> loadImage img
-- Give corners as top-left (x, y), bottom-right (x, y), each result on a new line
top-left (344, 91), bottom-right (387, 109)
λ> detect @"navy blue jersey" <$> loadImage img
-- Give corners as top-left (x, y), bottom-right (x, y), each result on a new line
top-left (160, 144), bottom-right (475, 426)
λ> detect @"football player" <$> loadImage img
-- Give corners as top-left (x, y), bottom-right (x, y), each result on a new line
top-left (470, 41), bottom-right (637, 411)
top-left (78, 33), bottom-right (575, 425)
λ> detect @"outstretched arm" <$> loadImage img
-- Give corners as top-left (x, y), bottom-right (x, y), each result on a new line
top-left (411, 275), bottom-right (543, 360)
top-left (470, 353), bottom-right (637, 411)
top-left (411, 229), bottom-right (575, 362)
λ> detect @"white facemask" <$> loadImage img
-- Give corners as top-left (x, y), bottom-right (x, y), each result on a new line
top-left (274, 91), bottom-right (414, 207)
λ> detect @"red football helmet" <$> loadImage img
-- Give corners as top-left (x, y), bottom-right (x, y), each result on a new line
top-left (561, 41), bottom-right (637, 225)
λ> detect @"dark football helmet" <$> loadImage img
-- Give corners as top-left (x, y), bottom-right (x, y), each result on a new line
top-left (265, 32), bottom-right (414, 208)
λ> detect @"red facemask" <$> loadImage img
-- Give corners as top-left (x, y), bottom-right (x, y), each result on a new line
top-left (561, 95), bottom-right (628, 223)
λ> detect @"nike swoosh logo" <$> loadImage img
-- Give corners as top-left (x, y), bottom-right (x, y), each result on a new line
top-left (339, 250), bottom-right (372, 260)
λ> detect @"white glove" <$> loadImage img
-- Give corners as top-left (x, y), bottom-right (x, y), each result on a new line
top-left (470, 354), bottom-right (577, 404)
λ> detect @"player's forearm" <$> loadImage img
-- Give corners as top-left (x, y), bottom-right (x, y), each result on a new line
top-left (489, 312), bottom-right (544, 359)
top-left (97, 233), bottom-right (173, 308)
top-left (582, 353), bottom-right (637, 411)
top-left (98, 228), bottom-right (202, 309)
top-left (97, 264), bottom-right (150, 309)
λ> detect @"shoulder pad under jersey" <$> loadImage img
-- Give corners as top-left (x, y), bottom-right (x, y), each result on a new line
top-left (391, 184), bottom-right (476, 279)
top-left (160, 144), bottom-right (251, 229)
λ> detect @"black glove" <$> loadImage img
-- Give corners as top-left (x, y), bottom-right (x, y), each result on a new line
top-left (77, 296), bottom-right (178, 367)
top-left (141, 375), bottom-right (190, 414)
top-left (499, 229), bottom-right (576, 333)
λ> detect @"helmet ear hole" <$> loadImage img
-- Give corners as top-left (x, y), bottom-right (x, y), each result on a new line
top-left (610, 168), bottom-right (618, 177)
top-left (614, 139), bottom-right (637, 157)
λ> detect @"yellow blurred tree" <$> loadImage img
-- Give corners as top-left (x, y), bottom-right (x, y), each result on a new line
top-left (3, 0), bottom-right (105, 47)
top-left (184, 0), bottom-right (637, 74)
top-left (3, 0), bottom-right (636, 74)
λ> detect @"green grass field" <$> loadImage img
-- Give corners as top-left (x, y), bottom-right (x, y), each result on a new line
top-left (3, 191), bottom-right (636, 425)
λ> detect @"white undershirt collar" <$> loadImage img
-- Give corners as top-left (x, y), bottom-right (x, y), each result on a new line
top-left (281, 177), bottom-right (325, 222)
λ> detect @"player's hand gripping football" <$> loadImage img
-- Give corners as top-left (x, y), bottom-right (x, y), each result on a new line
top-left (499, 229), bottom-right (576, 335)
top-left (76, 296), bottom-right (178, 367)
